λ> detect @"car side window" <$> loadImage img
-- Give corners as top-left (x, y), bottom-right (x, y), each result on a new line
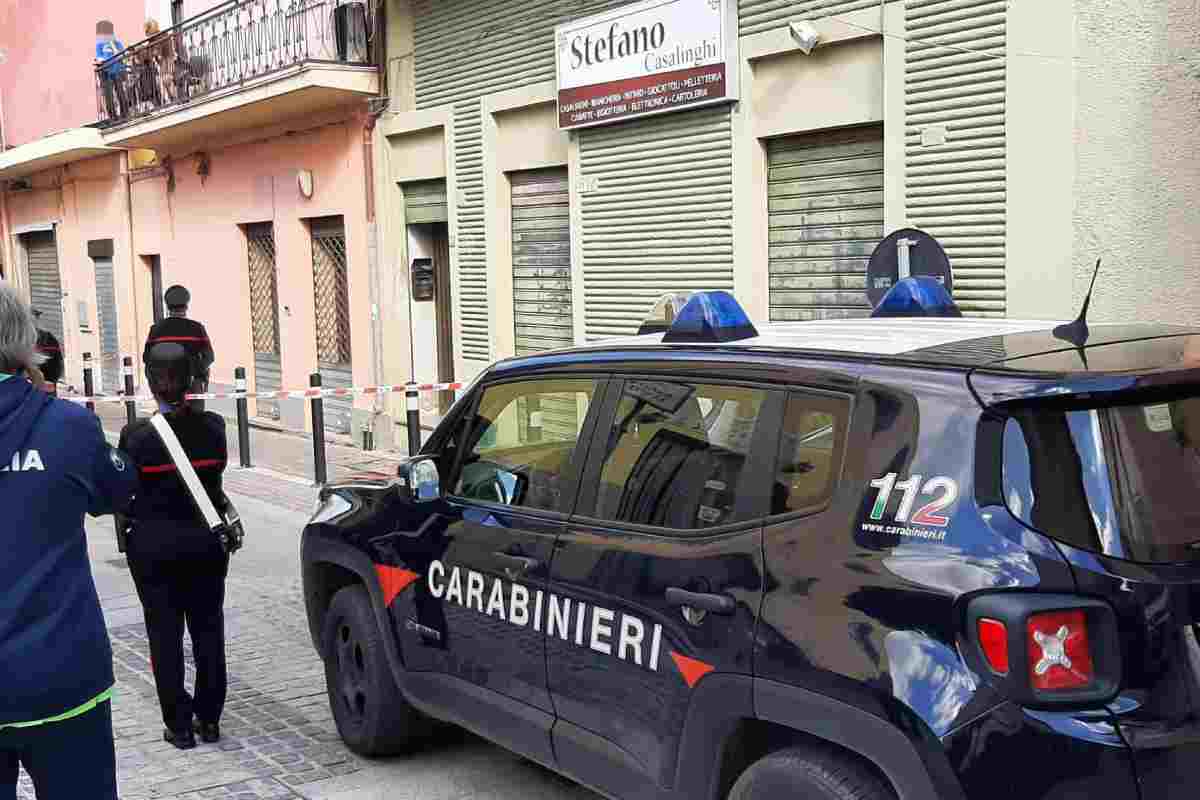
top-left (452, 379), bottom-right (597, 513)
top-left (590, 380), bottom-right (769, 530)
top-left (771, 392), bottom-right (851, 516)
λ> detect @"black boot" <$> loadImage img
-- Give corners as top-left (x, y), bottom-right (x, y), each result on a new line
top-left (164, 727), bottom-right (196, 750)
top-left (193, 718), bottom-right (220, 743)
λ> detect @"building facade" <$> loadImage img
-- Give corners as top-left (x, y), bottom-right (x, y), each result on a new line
top-left (0, 0), bottom-right (383, 439)
top-left (1, 0), bottom-right (1197, 450)
top-left (372, 0), bottom-right (1200, 438)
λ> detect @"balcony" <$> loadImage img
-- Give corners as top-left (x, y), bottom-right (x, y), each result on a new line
top-left (95, 0), bottom-right (378, 149)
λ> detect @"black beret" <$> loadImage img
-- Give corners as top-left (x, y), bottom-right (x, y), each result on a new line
top-left (164, 285), bottom-right (190, 308)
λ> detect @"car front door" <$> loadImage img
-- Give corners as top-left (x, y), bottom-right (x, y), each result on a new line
top-left (397, 375), bottom-right (605, 766)
top-left (545, 376), bottom-right (780, 798)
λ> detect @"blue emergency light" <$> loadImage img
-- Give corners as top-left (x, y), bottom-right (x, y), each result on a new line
top-left (870, 276), bottom-right (962, 319)
top-left (658, 290), bottom-right (758, 343)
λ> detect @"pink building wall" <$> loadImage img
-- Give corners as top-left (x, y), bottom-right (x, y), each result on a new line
top-left (4, 154), bottom-right (138, 390)
top-left (0, 1), bottom-right (144, 147)
top-left (129, 117), bottom-right (372, 419)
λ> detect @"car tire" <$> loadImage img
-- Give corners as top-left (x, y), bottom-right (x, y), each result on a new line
top-left (728, 745), bottom-right (896, 800)
top-left (321, 585), bottom-right (428, 756)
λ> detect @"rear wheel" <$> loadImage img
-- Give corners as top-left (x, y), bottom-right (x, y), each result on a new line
top-left (321, 585), bottom-right (429, 756)
top-left (728, 745), bottom-right (895, 800)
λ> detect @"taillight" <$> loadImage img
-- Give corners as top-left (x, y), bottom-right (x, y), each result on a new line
top-left (1027, 610), bottom-right (1094, 691)
top-left (977, 618), bottom-right (1009, 674)
top-left (965, 594), bottom-right (1120, 708)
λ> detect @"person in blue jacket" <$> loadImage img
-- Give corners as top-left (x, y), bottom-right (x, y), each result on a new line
top-left (0, 282), bottom-right (137, 799)
top-left (95, 19), bottom-right (129, 120)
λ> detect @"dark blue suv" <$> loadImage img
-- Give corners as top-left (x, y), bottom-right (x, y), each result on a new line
top-left (301, 289), bottom-right (1200, 799)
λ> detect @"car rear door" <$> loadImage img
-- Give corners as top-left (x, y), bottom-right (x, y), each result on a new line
top-left (545, 375), bottom-right (778, 798)
top-left (397, 374), bottom-right (606, 767)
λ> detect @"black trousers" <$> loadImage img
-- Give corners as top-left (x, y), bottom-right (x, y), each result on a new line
top-left (0, 701), bottom-right (117, 800)
top-left (129, 555), bottom-right (229, 732)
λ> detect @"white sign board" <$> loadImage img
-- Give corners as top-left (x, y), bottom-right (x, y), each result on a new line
top-left (555, 0), bottom-right (739, 130)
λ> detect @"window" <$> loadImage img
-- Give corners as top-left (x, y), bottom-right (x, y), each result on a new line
top-left (591, 380), bottom-right (769, 530)
top-left (453, 379), bottom-right (596, 513)
top-left (771, 393), bottom-right (850, 516)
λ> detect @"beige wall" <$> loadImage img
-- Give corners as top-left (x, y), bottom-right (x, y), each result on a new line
top-left (1072, 0), bottom-right (1200, 325)
top-left (1005, 0), bottom-right (1077, 320)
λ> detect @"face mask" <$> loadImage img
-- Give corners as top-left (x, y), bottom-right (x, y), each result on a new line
top-left (157, 401), bottom-right (175, 415)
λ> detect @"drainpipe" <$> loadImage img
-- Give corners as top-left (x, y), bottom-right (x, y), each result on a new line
top-left (123, 150), bottom-right (141, 379)
top-left (362, 112), bottom-right (386, 444)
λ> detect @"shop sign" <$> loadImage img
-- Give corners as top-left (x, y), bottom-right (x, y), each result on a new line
top-left (556, 0), bottom-right (739, 130)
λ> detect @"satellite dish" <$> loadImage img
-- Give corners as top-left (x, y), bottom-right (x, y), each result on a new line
top-left (865, 229), bottom-right (953, 308)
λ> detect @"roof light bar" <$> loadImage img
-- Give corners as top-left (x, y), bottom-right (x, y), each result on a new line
top-left (661, 291), bottom-right (758, 344)
top-left (870, 276), bottom-right (962, 319)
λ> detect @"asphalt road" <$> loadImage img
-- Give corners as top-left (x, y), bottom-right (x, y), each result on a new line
top-left (22, 466), bottom-right (602, 800)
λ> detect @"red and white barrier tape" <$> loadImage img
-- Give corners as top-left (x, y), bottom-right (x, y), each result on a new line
top-left (64, 381), bottom-right (464, 405)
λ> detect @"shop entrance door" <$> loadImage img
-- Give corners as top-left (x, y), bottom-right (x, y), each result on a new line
top-left (767, 126), bottom-right (884, 321)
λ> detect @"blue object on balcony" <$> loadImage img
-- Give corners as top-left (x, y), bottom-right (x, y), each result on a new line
top-left (662, 291), bottom-right (758, 344)
top-left (870, 276), bottom-right (962, 318)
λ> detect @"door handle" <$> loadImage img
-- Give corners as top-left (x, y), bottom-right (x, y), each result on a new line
top-left (665, 587), bottom-right (736, 616)
top-left (493, 552), bottom-right (541, 575)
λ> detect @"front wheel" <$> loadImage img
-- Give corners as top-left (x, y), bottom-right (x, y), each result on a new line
top-left (321, 585), bottom-right (429, 756)
top-left (728, 745), bottom-right (896, 800)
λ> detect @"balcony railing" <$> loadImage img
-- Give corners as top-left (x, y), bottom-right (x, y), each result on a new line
top-left (95, 0), bottom-right (373, 127)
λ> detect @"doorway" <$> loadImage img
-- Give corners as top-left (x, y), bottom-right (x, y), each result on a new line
top-left (245, 222), bottom-right (282, 421)
top-left (145, 254), bottom-right (165, 325)
top-left (405, 221), bottom-right (453, 415)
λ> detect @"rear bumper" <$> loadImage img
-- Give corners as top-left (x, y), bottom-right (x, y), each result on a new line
top-left (942, 703), bottom-right (1140, 799)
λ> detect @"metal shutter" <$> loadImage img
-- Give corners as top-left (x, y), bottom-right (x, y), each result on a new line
top-left (412, 0), bottom-right (629, 362)
top-left (311, 216), bottom-right (353, 435)
top-left (453, 100), bottom-right (489, 362)
top-left (512, 168), bottom-right (572, 356)
top-left (404, 180), bottom-right (448, 224)
top-left (93, 257), bottom-right (120, 394)
top-left (740, 0), bottom-right (884, 37)
top-left (247, 223), bottom-right (282, 421)
top-left (767, 126), bottom-right (883, 321)
top-left (905, 0), bottom-right (1007, 316)
top-left (578, 105), bottom-right (734, 340)
top-left (24, 231), bottom-right (63, 342)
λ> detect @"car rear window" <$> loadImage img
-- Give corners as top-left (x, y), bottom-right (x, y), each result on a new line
top-left (1003, 396), bottom-right (1200, 563)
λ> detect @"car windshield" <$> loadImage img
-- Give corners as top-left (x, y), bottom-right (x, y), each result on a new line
top-left (1004, 395), bottom-right (1200, 563)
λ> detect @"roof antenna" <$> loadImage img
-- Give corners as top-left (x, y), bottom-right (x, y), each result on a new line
top-left (1053, 258), bottom-right (1102, 366)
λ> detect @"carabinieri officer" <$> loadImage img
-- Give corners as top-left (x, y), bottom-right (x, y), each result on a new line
top-left (120, 342), bottom-right (230, 749)
top-left (144, 285), bottom-right (215, 409)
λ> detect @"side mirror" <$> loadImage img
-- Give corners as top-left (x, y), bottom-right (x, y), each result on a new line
top-left (396, 456), bottom-right (440, 503)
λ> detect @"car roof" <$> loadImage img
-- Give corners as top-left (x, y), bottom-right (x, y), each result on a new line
top-left (591, 318), bottom-right (1063, 356)
top-left (497, 319), bottom-right (1200, 375)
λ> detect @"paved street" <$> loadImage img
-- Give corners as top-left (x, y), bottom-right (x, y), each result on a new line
top-left (16, 465), bottom-right (599, 800)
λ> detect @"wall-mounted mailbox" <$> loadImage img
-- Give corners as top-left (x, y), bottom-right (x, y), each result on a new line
top-left (411, 257), bottom-right (435, 301)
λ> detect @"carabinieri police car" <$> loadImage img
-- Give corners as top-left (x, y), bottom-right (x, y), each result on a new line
top-left (302, 279), bottom-right (1200, 800)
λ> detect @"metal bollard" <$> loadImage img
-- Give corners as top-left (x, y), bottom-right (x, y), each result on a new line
top-left (406, 383), bottom-right (421, 457)
top-left (310, 373), bottom-right (328, 486)
top-left (235, 367), bottom-right (251, 469)
top-left (82, 352), bottom-right (95, 414)
top-left (122, 356), bottom-right (136, 425)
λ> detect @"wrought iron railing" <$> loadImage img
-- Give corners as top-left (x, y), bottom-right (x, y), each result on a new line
top-left (95, 0), bottom-right (372, 126)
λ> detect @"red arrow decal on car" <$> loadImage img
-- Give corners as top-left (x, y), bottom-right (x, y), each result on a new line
top-left (375, 565), bottom-right (421, 607)
top-left (670, 651), bottom-right (715, 689)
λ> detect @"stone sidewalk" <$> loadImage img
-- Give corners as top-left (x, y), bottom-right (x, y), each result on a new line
top-left (93, 401), bottom-right (408, 486)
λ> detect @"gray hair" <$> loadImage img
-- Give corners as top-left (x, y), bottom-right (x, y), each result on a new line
top-left (0, 281), bottom-right (41, 374)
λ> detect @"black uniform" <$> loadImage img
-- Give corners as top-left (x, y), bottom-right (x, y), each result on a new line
top-left (35, 329), bottom-right (64, 385)
top-left (142, 317), bottom-right (215, 382)
top-left (119, 410), bottom-right (229, 734)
